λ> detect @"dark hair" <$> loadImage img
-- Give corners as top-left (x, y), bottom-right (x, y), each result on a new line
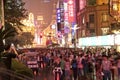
top-left (4, 44), bottom-right (11, 50)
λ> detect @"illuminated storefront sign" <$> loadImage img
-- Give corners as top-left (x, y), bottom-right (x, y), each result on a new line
top-left (64, 1), bottom-right (69, 34)
top-left (64, 2), bottom-right (68, 21)
top-left (79, 35), bottom-right (114, 46)
top-left (109, 0), bottom-right (120, 17)
top-left (79, 0), bottom-right (86, 10)
top-left (68, 0), bottom-right (75, 22)
top-left (56, 8), bottom-right (61, 23)
top-left (115, 34), bottom-right (120, 45)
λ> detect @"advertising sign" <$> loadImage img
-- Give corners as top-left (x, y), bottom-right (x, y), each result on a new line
top-left (79, 0), bottom-right (86, 10)
top-left (68, 0), bottom-right (75, 22)
top-left (64, 2), bottom-right (68, 22)
top-left (79, 35), bottom-right (114, 46)
top-left (56, 8), bottom-right (61, 23)
top-left (115, 34), bottom-right (120, 45)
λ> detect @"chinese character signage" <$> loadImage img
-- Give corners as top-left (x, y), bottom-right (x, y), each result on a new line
top-left (68, 0), bottom-right (75, 23)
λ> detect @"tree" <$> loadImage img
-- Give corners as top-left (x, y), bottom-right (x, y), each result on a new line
top-left (7, 32), bottom-right (34, 47)
top-left (4, 0), bottom-right (28, 28)
top-left (0, 0), bottom-right (27, 51)
top-left (0, 23), bottom-right (17, 45)
top-left (1, 0), bottom-right (27, 44)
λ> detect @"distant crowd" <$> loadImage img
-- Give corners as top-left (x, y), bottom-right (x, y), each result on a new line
top-left (19, 47), bottom-right (120, 80)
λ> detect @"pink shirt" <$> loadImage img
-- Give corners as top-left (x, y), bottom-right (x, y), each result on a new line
top-left (102, 60), bottom-right (111, 70)
top-left (65, 61), bottom-right (71, 70)
top-left (117, 60), bottom-right (120, 68)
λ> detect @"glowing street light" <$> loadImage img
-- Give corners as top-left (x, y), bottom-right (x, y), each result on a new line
top-left (71, 24), bottom-right (80, 50)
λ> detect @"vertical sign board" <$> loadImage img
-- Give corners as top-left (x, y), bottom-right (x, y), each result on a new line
top-left (109, 0), bottom-right (119, 17)
top-left (64, 0), bottom-right (70, 34)
top-left (57, 8), bottom-right (61, 31)
top-left (64, 0), bottom-right (68, 23)
top-left (57, 8), bottom-right (61, 23)
top-left (68, 0), bottom-right (76, 38)
top-left (79, 0), bottom-right (86, 10)
top-left (68, 0), bottom-right (75, 23)
top-left (59, 1), bottom-right (64, 34)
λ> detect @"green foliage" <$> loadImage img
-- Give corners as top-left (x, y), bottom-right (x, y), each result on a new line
top-left (6, 32), bottom-right (34, 47)
top-left (0, 22), bottom-right (17, 45)
top-left (4, 0), bottom-right (28, 27)
top-left (11, 59), bottom-right (34, 78)
top-left (0, 0), bottom-right (28, 46)
top-left (0, 22), bottom-right (17, 39)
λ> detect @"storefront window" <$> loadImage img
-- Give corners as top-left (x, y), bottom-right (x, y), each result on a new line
top-left (89, 14), bottom-right (94, 23)
top-left (87, 0), bottom-right (96, 5)
top-left (102, 13), bottom-right (108, 22)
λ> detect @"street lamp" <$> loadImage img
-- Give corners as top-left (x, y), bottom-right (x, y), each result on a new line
top-left (71, 24), bottom-right (79, 50)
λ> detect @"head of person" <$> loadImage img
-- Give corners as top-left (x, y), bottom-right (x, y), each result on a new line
top-left (102, 55), bottom-right (108, 61)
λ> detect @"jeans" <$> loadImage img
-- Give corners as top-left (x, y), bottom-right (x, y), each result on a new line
top-left (118, 68), bottom-right (120, 80)
top-left (103, 70), bottom-right (111, 80)
top-left (78, 68), bottom-right (83, 76)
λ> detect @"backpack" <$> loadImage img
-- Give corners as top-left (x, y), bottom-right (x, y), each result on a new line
top-left (72, 60), bottom-right (77, 68)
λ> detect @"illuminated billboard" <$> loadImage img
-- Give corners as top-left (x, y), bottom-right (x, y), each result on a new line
top-left (68, 0), bottom-right (75, 23)
top-left (115, 34), bottom-right (120, 45)
top-left (79, 35), bottom-right (114, 46)
top-left (79, 0), bottom-right (86, 10)
top-left (64, 2), bottom-right (68, 22)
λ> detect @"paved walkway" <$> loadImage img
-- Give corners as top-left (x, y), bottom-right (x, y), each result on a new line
top-left (33, 66), bottom-right (119, 80)
top-left (34, 67), bottom-right (54, 80)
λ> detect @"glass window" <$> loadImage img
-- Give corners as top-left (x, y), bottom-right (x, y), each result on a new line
top-left (102, 13), bottom-right (108, 22)
top-left (87, 0), bottom-right (96, 5)
top-left (89, 14), bottom-right (94, 23)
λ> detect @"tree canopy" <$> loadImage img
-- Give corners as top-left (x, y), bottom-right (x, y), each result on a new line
top-left (4, 0), bottom-right (28, 27)
top-left (0, 0), bottom-right (28, 47)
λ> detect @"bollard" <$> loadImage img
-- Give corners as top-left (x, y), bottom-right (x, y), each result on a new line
top-left (53, 67), bottom-right (62, 80)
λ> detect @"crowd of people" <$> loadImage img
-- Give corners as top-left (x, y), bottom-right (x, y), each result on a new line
top-left (20, 47), bottom-right (120, 80)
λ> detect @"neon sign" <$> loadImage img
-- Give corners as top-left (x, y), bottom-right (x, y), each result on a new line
top-left (79, 0), bottom-right (86, 10)
top-left (56, 8), bottom-right (61, 23)
top-left (68, 0), bottom-right (75, 22)
top-left (64, 3), bottom-right (68, 21)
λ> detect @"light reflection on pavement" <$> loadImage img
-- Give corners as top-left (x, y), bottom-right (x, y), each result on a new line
top-left (34, 67), bottom-right (54, 80)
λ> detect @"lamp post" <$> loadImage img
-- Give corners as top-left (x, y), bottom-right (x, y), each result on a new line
top-left (71, 24), bottom-right (79, 51)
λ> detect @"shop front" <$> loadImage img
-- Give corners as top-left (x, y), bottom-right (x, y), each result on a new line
top-left (115, 34), bottom-right (120, 51)
top-left (78, 35), bottom-right (115, 50)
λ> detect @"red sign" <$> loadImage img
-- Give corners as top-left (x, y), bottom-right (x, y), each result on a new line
top-left (68, 0), bottom-right (75, 22)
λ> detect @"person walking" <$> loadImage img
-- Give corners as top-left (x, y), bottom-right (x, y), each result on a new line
top-left (60, 56), bottom-right (65, 80)
top-left (71, 55), bottom-right (78, 80)
top-left (64, 58), bottom-right (71, 80)
top-left (101, 55), bottom-right (112, 80)
top-left (117, 58), bottom-right (120, 80)
top-left (77, 55), bottom-right (83, 79)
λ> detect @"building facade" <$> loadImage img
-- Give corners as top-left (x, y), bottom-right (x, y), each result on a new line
top-left (76, 0), bottom-right (114, 39)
